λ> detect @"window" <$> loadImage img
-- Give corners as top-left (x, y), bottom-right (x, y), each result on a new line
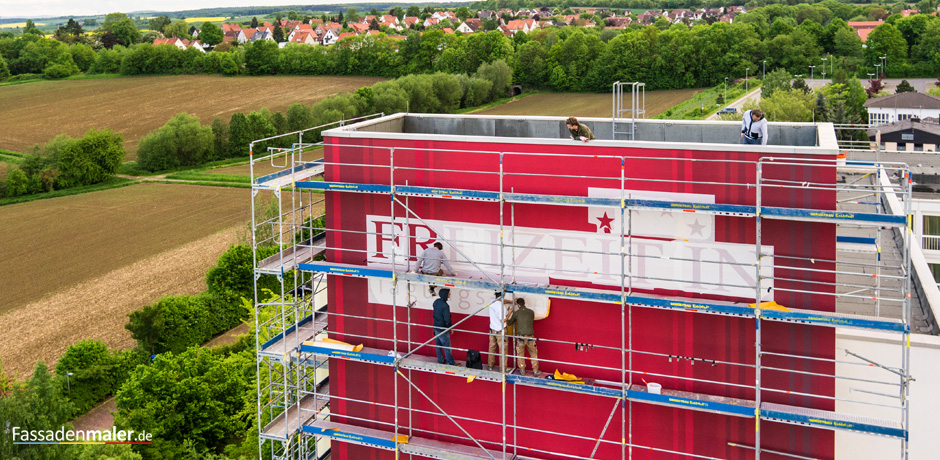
top-left (898, 114), bottom-right (912, 121)
top-left (902, 133), bottom-right (914, 141)
top-left (931, 263), bottom-right (940, 285)
top-left (924, 215), bottom-right (940, 236)
top-left (869, 112), bottom-right (889, 125)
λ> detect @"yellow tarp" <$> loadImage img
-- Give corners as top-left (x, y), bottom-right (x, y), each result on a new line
top-left (302, 337), bottom-right (364, 352)
top-left (553, 369), bottom-right (584, 384)
top-left (747, 301), bottom-right (791, 312)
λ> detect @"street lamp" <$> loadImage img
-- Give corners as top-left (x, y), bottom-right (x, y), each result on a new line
top-left (880, 54), bottom-right (887, 75)
top-left (762, 59), bottom-right (767, 80)
top-left (724, 77), bottom-right (728, 107)
top-left (867, 73), bottom-right (875, 80)
top-left (809, 65), bottom-right (815, 81)
top-left (745, 68), bottom-right (749, 93)
top-left (66, 372), bottom-right (73, 393)
top-left (875, 63), bottom-right (882, 78)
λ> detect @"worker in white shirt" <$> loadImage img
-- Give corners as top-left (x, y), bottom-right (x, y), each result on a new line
top-left (741, 109), bottom-right (768, 145)
top-left (486, 292), bottom-right (514, 372)
top-left (416, 242), bottom-right (455, 295)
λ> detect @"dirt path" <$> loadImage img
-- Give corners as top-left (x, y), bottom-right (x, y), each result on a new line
top-left (0, 226), bottom-right (241, 379)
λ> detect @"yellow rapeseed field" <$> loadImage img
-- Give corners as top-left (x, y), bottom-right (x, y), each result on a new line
top-left (0, 22), bottom-right (45, 28)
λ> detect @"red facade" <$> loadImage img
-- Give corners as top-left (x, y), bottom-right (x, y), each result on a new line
top-left (324, 134), bottom-right (836, 459)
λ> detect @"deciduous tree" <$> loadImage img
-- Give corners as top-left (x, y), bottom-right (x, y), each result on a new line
top-left (149, 16), bottom-right (171, 34)
top-left (137, 113), bottom-right (213, 171)
top-left (102, 12), bottom-right (139, 46)
top-left (162, 20), bottom-right (189, 38)
top-left (199, 21), bottom-right (223, 46)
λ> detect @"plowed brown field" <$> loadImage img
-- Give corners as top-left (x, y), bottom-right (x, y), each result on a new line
top-left (0, 75), bottom-right (383, 160)
top-left (0, 183), bottom-right (249, 314)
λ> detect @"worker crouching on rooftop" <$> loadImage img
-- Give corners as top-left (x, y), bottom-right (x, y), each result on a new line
top-left (741, 109), bottom-right (768, 145)
top-left (506, 298), bottom-right (540, 377)
top-left (566, 117), bottom-right (595, 143)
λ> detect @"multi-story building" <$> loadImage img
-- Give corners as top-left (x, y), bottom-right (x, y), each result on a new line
top-left (251, 113), bottom-right (936, 460)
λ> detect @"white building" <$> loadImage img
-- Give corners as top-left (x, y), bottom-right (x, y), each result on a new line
top-left (865, 92), bottom-right (940, 126)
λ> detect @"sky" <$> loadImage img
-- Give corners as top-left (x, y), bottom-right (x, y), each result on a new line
top-left (0, 1), bottom-right (363, 19)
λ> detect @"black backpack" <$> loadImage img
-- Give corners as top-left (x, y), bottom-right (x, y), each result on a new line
top-left (466, 349), bottom-right (482, 369)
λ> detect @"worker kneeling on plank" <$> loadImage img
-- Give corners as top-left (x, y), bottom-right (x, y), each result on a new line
top-left (417, 241), bottom-right (455, 296)
top-left (506, 298), bottom-right (540, 377)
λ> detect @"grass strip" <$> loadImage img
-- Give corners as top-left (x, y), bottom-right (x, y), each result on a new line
top-left (164, 172), bottom-right (250, 183)
top-left (120, 157), bottom-right (250, 176)
top-left (149, 180), bottom-right (251, 189)
top-left (0, 177), bottom-right (138, 206)
top-left (655, 80), bottom-right (762, 120)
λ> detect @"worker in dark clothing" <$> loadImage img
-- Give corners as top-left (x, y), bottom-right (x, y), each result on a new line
top-left (566, 116), bottom-right (595, 143)
top-left (505, 298), bottom-right (540, 377)
top-left (432, 288), bottom-right (456, 365)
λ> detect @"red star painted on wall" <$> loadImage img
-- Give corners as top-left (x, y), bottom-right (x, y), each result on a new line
top-left (596, 212), bottom-right (614, 233)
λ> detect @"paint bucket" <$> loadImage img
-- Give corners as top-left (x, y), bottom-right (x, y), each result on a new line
top-left (647, 383), bottom-right (662, 394)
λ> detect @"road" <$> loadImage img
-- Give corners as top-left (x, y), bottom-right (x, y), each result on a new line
top-left (706, 87), bottom-right (762, 120)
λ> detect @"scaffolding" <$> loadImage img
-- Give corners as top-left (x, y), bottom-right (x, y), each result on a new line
top-left (252, 114), bottom-right (914, 460)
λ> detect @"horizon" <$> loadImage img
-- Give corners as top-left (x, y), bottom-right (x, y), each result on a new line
top-left (0, 0), bottom-right (400, 20)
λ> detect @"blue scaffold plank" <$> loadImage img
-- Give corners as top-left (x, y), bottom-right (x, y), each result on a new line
top-left (403, 273), bottom-right (502, 291)
top-left (506, 374), bottom-right (623, 398)
top-left (255, 160), bottom-right (323, 185)
top-left (298, 262), bottom-right (395, 279)
top-left (298, 345), bottom-right (397, 364)
top-left (396, 185), bottom-right (501, 201)
top-left (301, 424), bottom-right (399, 449)
top-left (260, 314), bottom-right (315, 351)
top-left (631, 199), bottom-right (755, 215)
top-left (294, 181), bottom-right (392, 193)
top-left (625, 295), bottom-right (757, 317)
top-left (505, 192), bottom-right (620, 207)
top-left (508, 284), bottom-right (623, 303)
top-left (761, 207), bottom-right (907, 225)
top-left (761, 406), bottom-right (907, 439)
top-left (759, 309), bottom-right (907, 333)
top-left (626, 389), bottom-right (755, 417)
top-left (836, 236), bottom-right (878, 245)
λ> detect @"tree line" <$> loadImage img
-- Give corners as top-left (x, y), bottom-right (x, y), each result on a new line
top-left (1, 130), bottom-right (125, 199)
top-left (2, 2), bottom-right (940, 86)
top-left (135, 60), bottom-right (512, 171)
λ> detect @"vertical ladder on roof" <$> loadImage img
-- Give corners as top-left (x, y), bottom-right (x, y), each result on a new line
top-left (612, 82), bottom-right (645, 140)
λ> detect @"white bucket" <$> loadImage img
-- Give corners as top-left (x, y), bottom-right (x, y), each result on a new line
top-left (647, 383), bottom-right (662, 394)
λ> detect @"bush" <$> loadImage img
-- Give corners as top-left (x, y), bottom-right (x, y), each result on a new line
top-left (4, 168), bottom-right (29, 197)
top-left (0, 51), bottom-right (9, 79)
top-left (137, 113), bottom-right (213, 171)
top-left (89, 46), bottom-right (125, 74)
top-left (55, 339), bottom-right (114, 416)
top-left (206, 244), bottom-right (282, 299)
top-left (69, 43), bottom-right (95, 72)
top-left (157, 296), bottom-right (215, 354)
top-left (56, 129), bottom-right (125, 187)
top-left (473, 59), bottom-right (513, 100)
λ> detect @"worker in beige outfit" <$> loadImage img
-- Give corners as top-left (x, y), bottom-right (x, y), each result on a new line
top-left (506, 298), bottom-right (540, 377)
